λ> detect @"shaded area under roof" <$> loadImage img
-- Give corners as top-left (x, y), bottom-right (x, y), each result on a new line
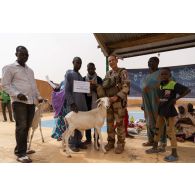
top-left (94, 33), bottom-right (195, 58)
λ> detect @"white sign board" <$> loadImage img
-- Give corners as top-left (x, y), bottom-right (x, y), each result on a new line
top-left (73, 80), bottom-right (90, 93)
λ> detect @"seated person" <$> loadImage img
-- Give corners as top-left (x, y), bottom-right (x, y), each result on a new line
top-left (187, 103), bottom-right (195, 116)
top-left (175, 104), bottom-right (195, 142)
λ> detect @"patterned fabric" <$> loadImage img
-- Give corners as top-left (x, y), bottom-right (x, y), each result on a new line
top-left (52, 89), bottom-right (65, 118)
top-left (107, 100), bottom-right (127, 144)
top-left (104, 68), bottom-right (130, 101)
top-left (104, 68), bottom-right (129, 145)
top-left (51, 105), bottom-right (68, 139)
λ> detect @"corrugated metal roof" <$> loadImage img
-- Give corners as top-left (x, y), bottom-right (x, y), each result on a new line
top-left (94, 33), bottom-right (195, 58)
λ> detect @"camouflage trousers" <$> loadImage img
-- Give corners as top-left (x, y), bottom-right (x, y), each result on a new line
top-left (154, 116), bottom-right (177, 148)
top-left (107, 101), bottom-right (126, 145)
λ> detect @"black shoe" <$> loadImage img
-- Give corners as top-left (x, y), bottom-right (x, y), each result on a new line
top-left (83, 140), bottom-right (92, 145)
top-left (70, 147), bottom-right (80, 152)
top-left (79, 144), bottom-right (88, 149)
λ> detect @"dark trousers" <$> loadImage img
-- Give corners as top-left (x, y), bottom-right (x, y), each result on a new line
top-left (69, 129), bottom-right (83, 148)
top-left (86, 129), bottom-right (92, 141)
top-left (12, 102), bottom-right (35, 157)
top-left (1, 101), bottom-right (13, 121)
top-left (85, 97), bottom-right (93, 141)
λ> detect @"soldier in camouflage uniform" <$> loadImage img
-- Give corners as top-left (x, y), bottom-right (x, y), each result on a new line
top-left (103, 55), bottom-right (130, 154)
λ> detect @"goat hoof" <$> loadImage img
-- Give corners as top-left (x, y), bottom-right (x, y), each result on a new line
top-left (67, 155), bottom-right (72, 158)
top-left (103, 150), bottom-right (107, 154)
top-left (94, 146), bottom-right (99, 151)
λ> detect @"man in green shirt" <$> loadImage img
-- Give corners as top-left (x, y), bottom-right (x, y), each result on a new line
top-left (0, 90), bottom-right (14, 122)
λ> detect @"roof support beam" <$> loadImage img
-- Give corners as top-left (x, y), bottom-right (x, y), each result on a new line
top-left (107, 33), bottom-right (193, 50)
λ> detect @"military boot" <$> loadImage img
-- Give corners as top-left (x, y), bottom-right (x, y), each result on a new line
top-left (115, 143), bottom-right (124, 154)
top-left (105, 142), bottom-right (115, 151)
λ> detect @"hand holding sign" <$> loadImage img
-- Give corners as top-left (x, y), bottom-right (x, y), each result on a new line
top-left (73, 80), bottom-right (90, 93)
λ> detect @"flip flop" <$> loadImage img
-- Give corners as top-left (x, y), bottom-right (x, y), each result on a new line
top-left (145, 148), bottom-right (159, 154)
top-left (164, 155), bottom-right (178, 162)
top-left (142, 142), bottom-right (154, 146)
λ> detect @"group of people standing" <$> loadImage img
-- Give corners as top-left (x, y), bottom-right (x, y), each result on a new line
top-left (1, 45), bottom-right (192, 163)
top-left (1, 45), bottom-right (130, 163)
top-left (51, 55), bottom-right (130, 154)
top-left (142, 57), bottom-right (191, 162)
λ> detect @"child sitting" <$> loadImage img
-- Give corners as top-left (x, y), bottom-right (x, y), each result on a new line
top-left (187, 103), bottom-right (195, 116)
top-left (176, 104), bottom-right (195, 142)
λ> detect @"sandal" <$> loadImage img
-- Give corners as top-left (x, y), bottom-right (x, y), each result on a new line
top-left (157, 147), bottom-right (166, 153)
top-left (142, 142), bottom-right (154, 147)
top-left (164, 155), bottom-right (178, 162)
top-left (145, 148), bottom-right (159, 154)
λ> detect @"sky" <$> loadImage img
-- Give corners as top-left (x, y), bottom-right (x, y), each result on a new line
top-left (0, 33), bottom-right (195, 83)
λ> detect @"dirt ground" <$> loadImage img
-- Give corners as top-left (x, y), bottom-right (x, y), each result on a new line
top-left (0, 110), bottom-right (195, 163)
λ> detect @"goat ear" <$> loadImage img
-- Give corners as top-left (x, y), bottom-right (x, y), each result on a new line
top-left (96, 98), bottom-right (101, 103)
top-left (97, 101), bottom-right (102, 107)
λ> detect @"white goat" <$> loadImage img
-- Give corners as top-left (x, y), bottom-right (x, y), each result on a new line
top-left (28, 100), bottom-right (48, 150)
top-left (62, 97), bottom-right (110, 157)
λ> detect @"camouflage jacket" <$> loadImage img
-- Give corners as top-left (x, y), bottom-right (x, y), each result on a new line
top-left (104, 68), bottom-right (130, 100)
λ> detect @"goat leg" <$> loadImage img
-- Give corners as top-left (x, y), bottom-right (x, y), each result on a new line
top-left (62, 132), bottom-right (66, 152)
top-left (94, 128), bottom-right (99, 150)
top-left (28, 128), bottom-right (35, 150)
top-left (39, 120), bottom-right (44, 143)
top-left (65, 129), bottom-right (72, 158)
top-left (96, 127), bottom-right (106, 154)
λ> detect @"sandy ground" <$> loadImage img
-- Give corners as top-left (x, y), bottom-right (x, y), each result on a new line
top-left (1, 111), bottom-right (195, 163)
